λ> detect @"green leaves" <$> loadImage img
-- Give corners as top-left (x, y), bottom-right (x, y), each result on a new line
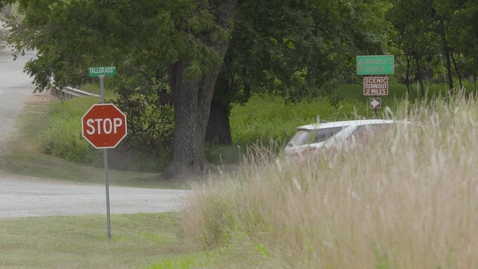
top-left (387, 0), bottom-right (478, 92)
top-left (222, 0), bottom-right (389, 103)
top-left (185, 61), bottom-right (203, 79)
top-left (6, 0), bottom-right (236, 92)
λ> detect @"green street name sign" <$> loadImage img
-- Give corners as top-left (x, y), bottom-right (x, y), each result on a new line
top-left (356, 55), bottom-right (394, 75)
top-left (88, 66), bottom-right (116, 77)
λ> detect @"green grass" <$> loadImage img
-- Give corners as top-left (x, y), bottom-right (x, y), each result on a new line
top-left (0, 213), bottom-right (224, 269)
top-left (149, 250), bottom-right (227, 269)
top-left (230, 92), bottom-right (378, 144)
top-left (229, 81), bottom-right (478, 145)
top-left (0, 95), bottom-right (183, 189)
top-left (0, 95), bottom-right (225, 268)
top-left (81, 83), bottom-right (117, 100)
top-left (11, 81), bottom-right (476, 179)
top-left (39, 96), bottom-right (101, 164)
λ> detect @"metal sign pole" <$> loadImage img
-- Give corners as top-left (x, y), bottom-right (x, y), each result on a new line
top-left (99, 75), bottom-right (112, 239)
top-left (374, 95), bottom-right (378, 119)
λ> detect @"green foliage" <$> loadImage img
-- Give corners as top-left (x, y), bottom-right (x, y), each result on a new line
top-left (205, 144), bottom-right (242, 164)
top-left (37, 81), bottom-right (464, 171)
top-left (386, 0), bottom-right (478, 92)
top-left (115, 88), bottom-right (174, 157)
top-left (223, 0), bottom-right (390, 104)
top-left (6, 0), bottom-right (232, 92)
top-left (229, 94), bottom-right (368, 144)
top-left (195, 191), bottom-right (239, 247)
top-left (39, 97), bottom-right (100, 164)
top-left (39, 95), bottom-right (172, 172)
top-left (111, 64), bottom-right (174, 171)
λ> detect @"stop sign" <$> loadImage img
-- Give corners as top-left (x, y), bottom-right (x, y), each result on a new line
top-left (81, 104), bottom-right (127, 149)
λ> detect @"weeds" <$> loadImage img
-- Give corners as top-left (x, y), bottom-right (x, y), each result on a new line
top-left (180, 92), bottom-right (478, 268)
top-left (39, 96), bottom-right (100, 164)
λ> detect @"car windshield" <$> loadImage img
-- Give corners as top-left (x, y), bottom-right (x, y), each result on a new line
top-left (288, 126), bottom-right (345, 146)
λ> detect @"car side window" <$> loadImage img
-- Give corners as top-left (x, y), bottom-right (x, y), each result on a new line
top-left (312, 126), bottom-right (344, 143)
top-left (348, 124), bottom-right (391, 142)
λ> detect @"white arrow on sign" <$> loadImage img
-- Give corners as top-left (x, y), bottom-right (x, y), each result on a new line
top-left (370, 98), bottom-right (381, 109)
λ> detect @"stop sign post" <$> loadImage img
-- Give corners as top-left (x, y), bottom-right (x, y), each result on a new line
top-left (83, 67), bottom-right (125, 239)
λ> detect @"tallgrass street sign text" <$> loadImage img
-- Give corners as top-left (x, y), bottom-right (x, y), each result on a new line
top-left (88, 66), bottom-right (116, 77)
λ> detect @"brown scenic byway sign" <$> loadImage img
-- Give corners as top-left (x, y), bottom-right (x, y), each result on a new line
top-left (363, 76), bottom-right (388, 96)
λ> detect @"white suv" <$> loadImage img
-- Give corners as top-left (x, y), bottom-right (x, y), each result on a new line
top-left (284, 119), bottom-right (396, 156)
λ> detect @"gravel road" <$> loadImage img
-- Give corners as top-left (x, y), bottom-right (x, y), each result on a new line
top-left (0, 47), bottom-right (187, 219)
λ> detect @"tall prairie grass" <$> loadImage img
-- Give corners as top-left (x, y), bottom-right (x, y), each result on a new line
top-left (180, 93), bottom-right (478, 268)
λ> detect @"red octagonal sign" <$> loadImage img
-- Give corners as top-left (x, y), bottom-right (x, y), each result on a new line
top-left (81, 104), bottom-right (127, 149)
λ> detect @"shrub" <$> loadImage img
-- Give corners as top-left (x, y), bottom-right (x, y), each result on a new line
top-left (39, 97), bottom-right (100, 164)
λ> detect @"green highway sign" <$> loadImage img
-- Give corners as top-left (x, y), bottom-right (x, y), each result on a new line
top-left (356, 55), bottom-right (394, 75)
top-left (89, 66), bottom-right (116, 77)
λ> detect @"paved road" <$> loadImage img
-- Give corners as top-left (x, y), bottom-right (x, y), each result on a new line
top-left (0, 47), bottom-right (35, 154)
top-left (0, 176), bottom-right (185, 218)
top-left (0, 47), bottom-right (186, 219)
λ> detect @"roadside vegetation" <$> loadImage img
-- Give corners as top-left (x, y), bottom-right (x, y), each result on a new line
top-left (179, 92), bottom-right (478, 268)
top-left (4, 86), bottom-right (478, 268)
top-left (2, 0), bottom-right (478, 267)
top-left (36, 80), bottom-right (477, 173)
top-left (0, 90), bottom-right (478, 268)
top-left (0, 94), bottom-right (180, 189)
top-left (30, 84), bottom-right (378, 171)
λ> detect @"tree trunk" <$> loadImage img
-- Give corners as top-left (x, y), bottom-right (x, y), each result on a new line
top-left (438, 18), bottom-right (454, 92)
top-left (242, 67), bottom-right (251, 99)
top-left (406, 54), bottom-right (411, 94)
top-left (205, 61), bottom-right (234, 145)
top-left (415, 56), bottom-right (425, 98)
top-left (162, 62), bottom-right (206, 179)
top-left (205, 100), bottom-right (232, 145)
top-left (162, 0), bottom-right (238, 180)
top-left (450, 52), bottom-right (462, 90)
top-left (475, 56), bottom-right (477, 92)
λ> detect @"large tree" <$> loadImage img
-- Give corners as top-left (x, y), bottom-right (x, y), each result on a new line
top-left (6, 0), bottom-right (238, 179)
top-left (206, 0), bottom-right (390, 144)
top-left (4, 0), bottom-right (390, 179)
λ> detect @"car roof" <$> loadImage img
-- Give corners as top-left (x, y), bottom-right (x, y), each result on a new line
top-left (297, 119), bottom-right (396, 130)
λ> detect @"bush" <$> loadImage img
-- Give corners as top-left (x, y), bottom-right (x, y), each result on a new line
top-left (39, 97), bottom-right (100, 164)
top-left (40, 84), bottom-right (172, 171)
top-left (229, 94), bottom-right (373, 144)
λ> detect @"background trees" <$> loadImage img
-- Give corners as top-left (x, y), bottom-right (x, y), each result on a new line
top-left (2, 0), bottom-right (478, 179)
top-left (387, 0), bottom-right (478, 93)
top-left (206, 0), bottom-right (390, 144)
